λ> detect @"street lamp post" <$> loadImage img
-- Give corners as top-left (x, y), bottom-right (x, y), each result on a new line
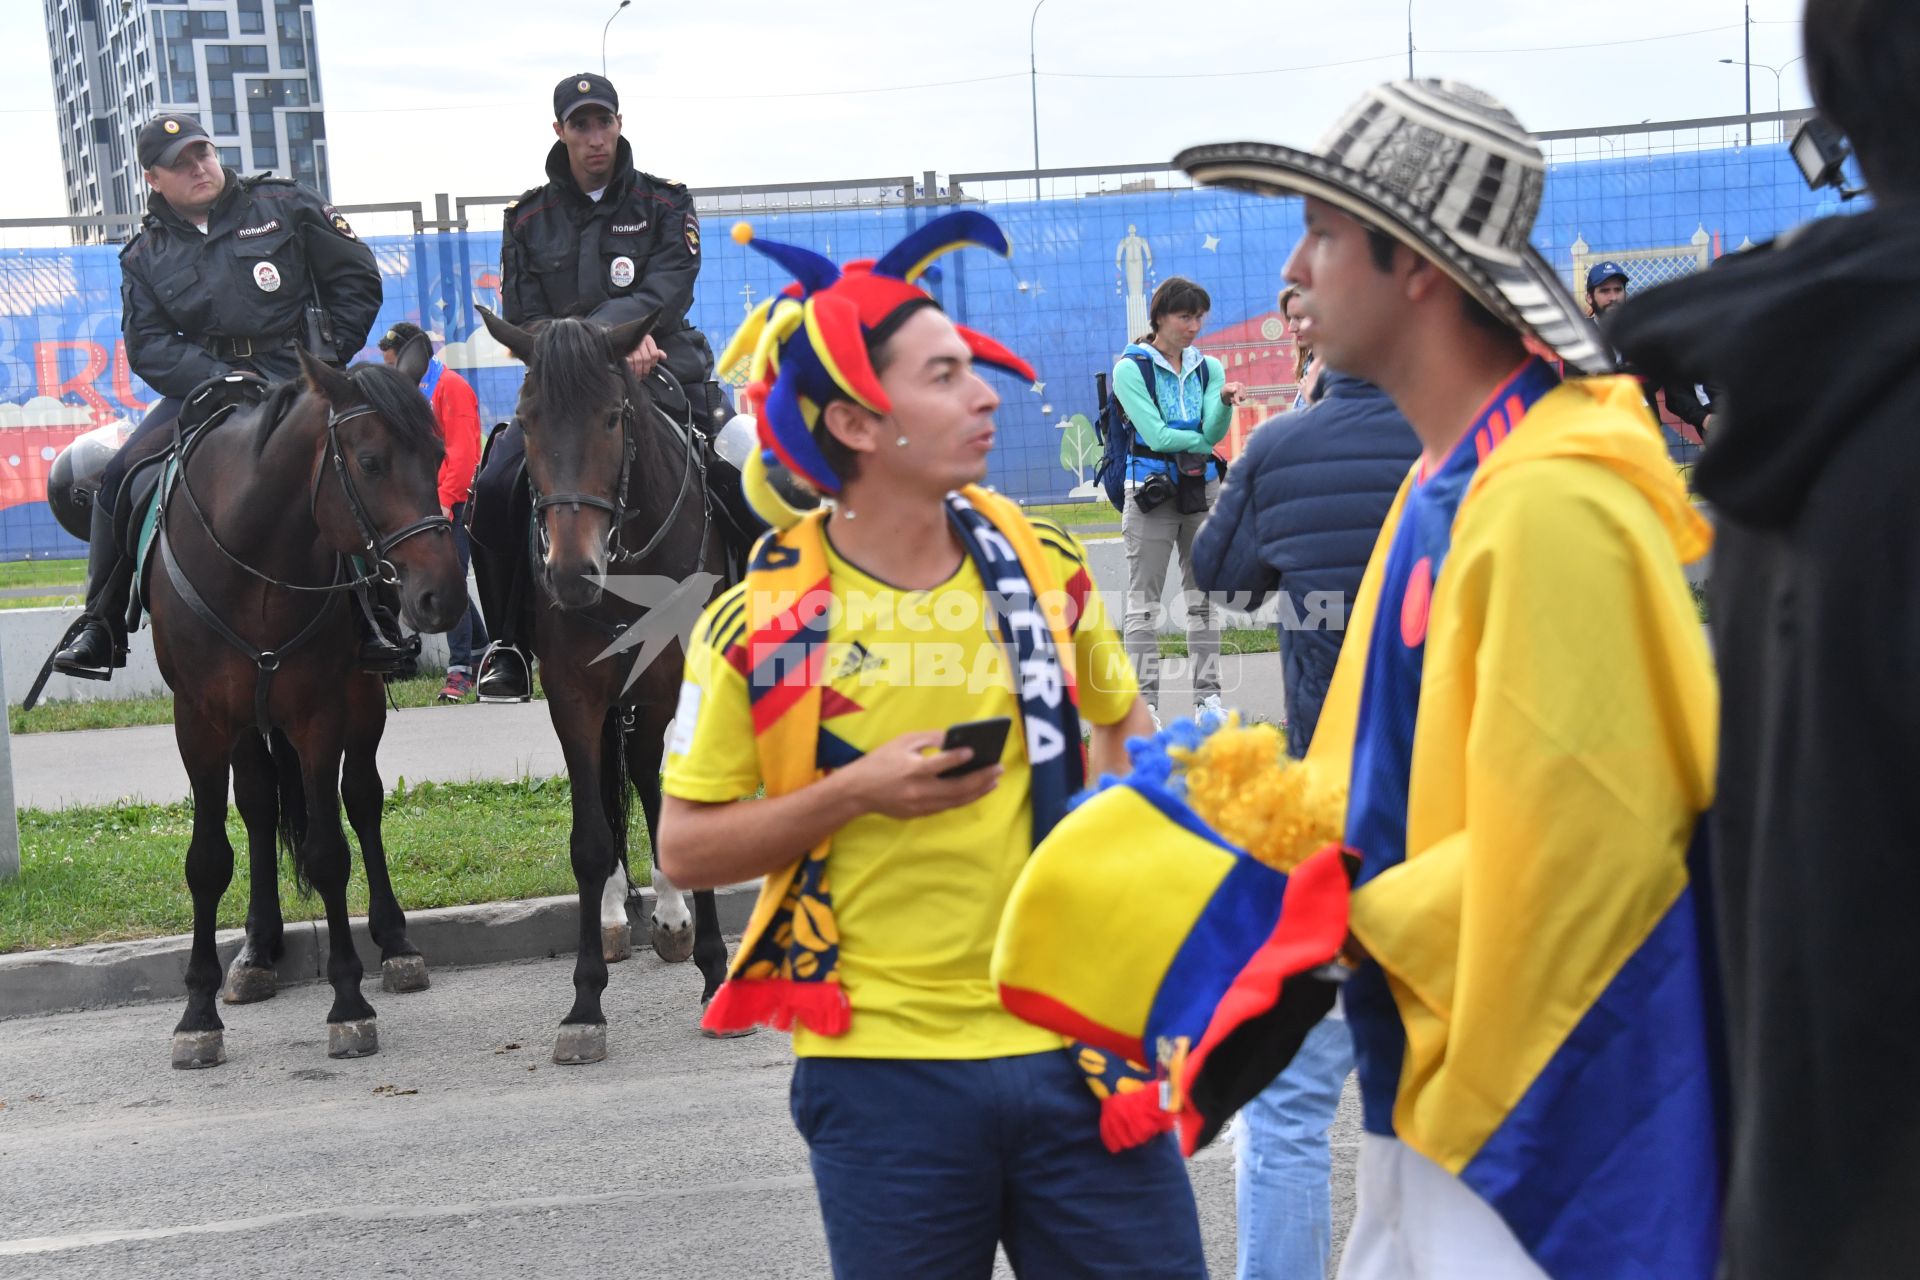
top-left (1407, 0), bottom-right (1414, 79)
top-left (602, 0), bottom-right (631, 76)
top-left (1029, 0), bottom-right (1048, 201)
top-left (1720, 55), bottom-right (1804, 139)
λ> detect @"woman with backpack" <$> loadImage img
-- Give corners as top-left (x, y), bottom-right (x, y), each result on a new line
top-left (1110, 276), bottom-right (1245, 720)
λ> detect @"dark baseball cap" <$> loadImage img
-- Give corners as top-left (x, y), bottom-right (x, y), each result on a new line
top-left (137, 113), bottom-right (213, 169)
top-left (554, 72), bottom-right (619, 122)
top-left (378, 321), bottom-right (427, 351)
top-left (1585, 261), bottom-right (1629, 292)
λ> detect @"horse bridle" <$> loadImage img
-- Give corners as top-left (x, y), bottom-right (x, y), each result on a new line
top-left (525, 379), bottom-right (703, 572)
top-left (318, 404), bottom-right (454, 582)
top-left (174, 398), bottom-right (452, 593)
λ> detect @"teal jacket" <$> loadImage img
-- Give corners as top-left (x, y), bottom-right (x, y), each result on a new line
top-left (1111, 341), bottom-right (1232, 485)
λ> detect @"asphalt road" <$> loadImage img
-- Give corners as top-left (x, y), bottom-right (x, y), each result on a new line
top-left (0, 948), bottom-right (1361, 1279)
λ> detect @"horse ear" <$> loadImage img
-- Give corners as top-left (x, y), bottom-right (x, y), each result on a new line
top-left (296, 346), bottom-right (354, 406)
top-left (394, 332), bottom-right (433, 383)
top-left (478, 306), bottom-right (536, 363)
top-left (604, 307), bottom-right (663, 361)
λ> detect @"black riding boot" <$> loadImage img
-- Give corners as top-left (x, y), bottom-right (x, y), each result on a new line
top-left (469, 505), bottom-right (532, 704)
top-left (53, 502), bottom-right (134, 680)
top-left (472, 540), bottom-right (532, 703)
top-left (356, 579), bottom-right (422, 678)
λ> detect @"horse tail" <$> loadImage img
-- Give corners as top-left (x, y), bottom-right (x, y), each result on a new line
top-left (600, 710), bottom-right (631, 882)
top-left (268, 729), bottom-right (312, 894)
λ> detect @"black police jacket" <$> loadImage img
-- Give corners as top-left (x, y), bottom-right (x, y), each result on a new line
top-left (119, 171), bottom-right (382, 398)
top-left (502, 137), bottom-right (713, 388)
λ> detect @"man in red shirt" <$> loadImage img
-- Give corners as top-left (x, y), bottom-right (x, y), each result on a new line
top-left (380, 323), bottom-right (487, 700)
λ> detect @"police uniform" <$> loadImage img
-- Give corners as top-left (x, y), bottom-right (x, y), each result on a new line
top-left (468, 73), bottom-right (715, 701)
top-left (53, 112), bottom-right (382, 680)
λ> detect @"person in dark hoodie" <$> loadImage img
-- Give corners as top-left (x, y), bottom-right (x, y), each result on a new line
top-left (467, 72), bottom-right (713, 702)
top-left (1191, 371), bottom-right (1416, 1280)
top-left (1610, 2), bottom-right (1920, 1275)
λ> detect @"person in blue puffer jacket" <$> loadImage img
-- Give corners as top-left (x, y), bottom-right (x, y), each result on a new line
top-left (1111, 277), bottom-right (1245, 717)
top-left (1190, 368), bottom-right (1416, 1280)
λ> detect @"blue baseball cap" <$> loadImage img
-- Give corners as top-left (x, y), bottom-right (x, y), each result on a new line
top-left (1586, 261), bottom-right (1629, 292)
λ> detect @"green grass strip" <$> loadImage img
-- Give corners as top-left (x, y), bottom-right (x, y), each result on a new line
top-left (1, 776), bottom-right (624, 953)
top-left (10, 673), bottom-right (546, 735)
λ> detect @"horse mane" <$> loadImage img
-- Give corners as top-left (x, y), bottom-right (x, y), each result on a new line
top-left (520, 317), bottom-right (639, 430)
top-left (252, 362), bottom-right (445, 458)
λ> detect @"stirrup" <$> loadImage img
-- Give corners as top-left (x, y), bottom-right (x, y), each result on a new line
top-left (476, 643), bottom-right (532, 704)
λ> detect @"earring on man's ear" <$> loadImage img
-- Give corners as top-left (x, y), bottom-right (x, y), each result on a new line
top-left (895, 435), bottom-right (909, 448)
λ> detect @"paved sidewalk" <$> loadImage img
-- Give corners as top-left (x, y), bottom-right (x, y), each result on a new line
top-left (10, 651), bottom-right (1286, 810)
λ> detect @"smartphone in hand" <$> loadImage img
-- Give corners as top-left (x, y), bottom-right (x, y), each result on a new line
top-left (936, 716), bottom-right (1013, 779)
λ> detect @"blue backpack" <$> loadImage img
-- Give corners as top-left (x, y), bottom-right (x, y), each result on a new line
top-left (1093, 353), bottom-right (1211, 512)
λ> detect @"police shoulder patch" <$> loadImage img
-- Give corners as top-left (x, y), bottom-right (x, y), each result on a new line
top-left (321, 205), bottom-right (357, 240)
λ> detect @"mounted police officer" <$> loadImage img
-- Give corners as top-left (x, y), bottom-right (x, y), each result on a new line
top-left (52, 112), bottom-right (386, 680)
top-left (467, 72), bottom-right (713, 703)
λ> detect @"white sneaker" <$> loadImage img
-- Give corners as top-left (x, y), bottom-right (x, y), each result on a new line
top-left (1198, 694), bottom-right (1225, 718)
top-left (1148, 703), bottom-right (1163, 731)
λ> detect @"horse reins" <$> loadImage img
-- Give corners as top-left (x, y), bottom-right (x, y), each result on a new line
top-left (160, 394), bottom-right (453, 737)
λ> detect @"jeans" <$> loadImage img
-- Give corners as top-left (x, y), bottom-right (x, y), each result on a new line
top-left (790, 1050), bottom-right (1206, 1279)
top-left (1234, 1015), bottom-right (1354, 1280)
top-left (1121, 478), bottom-right (1220, 707)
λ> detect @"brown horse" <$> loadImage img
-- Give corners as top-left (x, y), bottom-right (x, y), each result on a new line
top-left (476, 306), bottom-right (733, 1065)
top-left (151, 344), bottom-right (466, 1068)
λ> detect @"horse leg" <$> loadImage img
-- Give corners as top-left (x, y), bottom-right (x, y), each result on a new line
top-left (550, 694), bottom-right (619, 1065)
top-left (600, 858), bottom-right (633, 965)
top-left (221, 733), bottom-right (283, 1005)
top-left (623, 723), bottom-right (693, 964)
top-left (341, 678), bottom-right (428, 994)
top-left (288, 716), bottom-right (378, 1059)
top-left (627, 722), bottom-right (733, 1013)
top-left (172, 710), bottom-right (235, 1068)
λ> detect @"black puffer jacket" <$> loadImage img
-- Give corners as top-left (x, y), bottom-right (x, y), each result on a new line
top-left (119, 171), bottom-right (382, 396)
top-left (502, 137), bottom-right (712, 388)
top-left (1190, 371), bottom-right (1418, 754)
top-left (1612, 206), bottom-right (1920, 1280)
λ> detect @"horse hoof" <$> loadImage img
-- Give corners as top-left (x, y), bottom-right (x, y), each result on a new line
top-left (221, 963), bottom-right (277, 1005)
top-left (651, 917), bottom-right (695, 964)
top-left (171, 1029), bottom-right (227, 1070)
top-left (381, 955), bottom-right (431, 994)
top-left (553, 1023), bottom-right (607, 1065)
top-left (602, 922), bottom-right (633, 964)
top-left (700, 1024), bottom-right (759, 1040)
top-left (327, 1019), bottom-right (379, 1059)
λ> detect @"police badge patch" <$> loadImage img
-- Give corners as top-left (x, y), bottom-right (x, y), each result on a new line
top-left (610, 255), bottom-right (635, 288)
top-left (323, 205), bottom-right (357, 239)
top-left (684, 213), bottom-right (701, 256)
top-left (253, 261), bottom-right (283, 292)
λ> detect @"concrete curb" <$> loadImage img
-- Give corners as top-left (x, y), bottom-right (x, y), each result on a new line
top-left (0, 883), bottom-right (759, 1021)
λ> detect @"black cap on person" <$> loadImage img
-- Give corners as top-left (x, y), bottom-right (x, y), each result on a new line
top-left (554, 73), bottom-right (619, 122)
top-left (137, 113), bottom-right (213, 169)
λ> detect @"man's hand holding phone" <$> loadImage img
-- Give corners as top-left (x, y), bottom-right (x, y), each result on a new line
top-left (837, 718), bottom-right (1010, 820)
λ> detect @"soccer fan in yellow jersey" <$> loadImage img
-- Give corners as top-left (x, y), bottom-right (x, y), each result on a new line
top-left (656, 213), bottom-right (1202, 1278)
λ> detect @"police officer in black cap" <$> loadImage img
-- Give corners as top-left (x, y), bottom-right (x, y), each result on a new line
top-left (52, 112), bottom-right (385, 680)
top-left (467, 71), bottom-right (713, 702)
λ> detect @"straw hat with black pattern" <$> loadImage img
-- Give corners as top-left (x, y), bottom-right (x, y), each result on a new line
top-left (1175, 79), bottom-right (1610, 374)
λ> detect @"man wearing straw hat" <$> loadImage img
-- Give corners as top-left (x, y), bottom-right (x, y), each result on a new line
top-left (1178, 82), bottom-right (1721, 1279)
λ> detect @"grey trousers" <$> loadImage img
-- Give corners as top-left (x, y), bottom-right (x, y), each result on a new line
top-left (1121, 481), bottom-right (1221, 706)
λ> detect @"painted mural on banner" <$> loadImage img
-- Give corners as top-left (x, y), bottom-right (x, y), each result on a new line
top-left (0, 137), bottom-right (1846, 561)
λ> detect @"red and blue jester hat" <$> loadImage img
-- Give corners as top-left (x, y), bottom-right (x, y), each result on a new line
top-left (719, 210), bottom-right (1037, 500)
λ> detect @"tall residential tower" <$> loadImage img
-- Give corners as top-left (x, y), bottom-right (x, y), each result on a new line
top-left (42, 0), bottom-right (328, 240)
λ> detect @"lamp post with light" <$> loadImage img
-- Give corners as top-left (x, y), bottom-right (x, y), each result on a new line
top-left (602, 0), bottom-right (631, 76)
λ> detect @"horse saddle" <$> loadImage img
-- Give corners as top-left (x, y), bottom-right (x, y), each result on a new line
top-left (123, 373), bottom-right (272, 616)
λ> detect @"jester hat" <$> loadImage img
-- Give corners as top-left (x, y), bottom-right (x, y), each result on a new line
top-left (991, 713), bottom-right (1353, 1154)
top-left (718, 210), bottom-right (1036, 501)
